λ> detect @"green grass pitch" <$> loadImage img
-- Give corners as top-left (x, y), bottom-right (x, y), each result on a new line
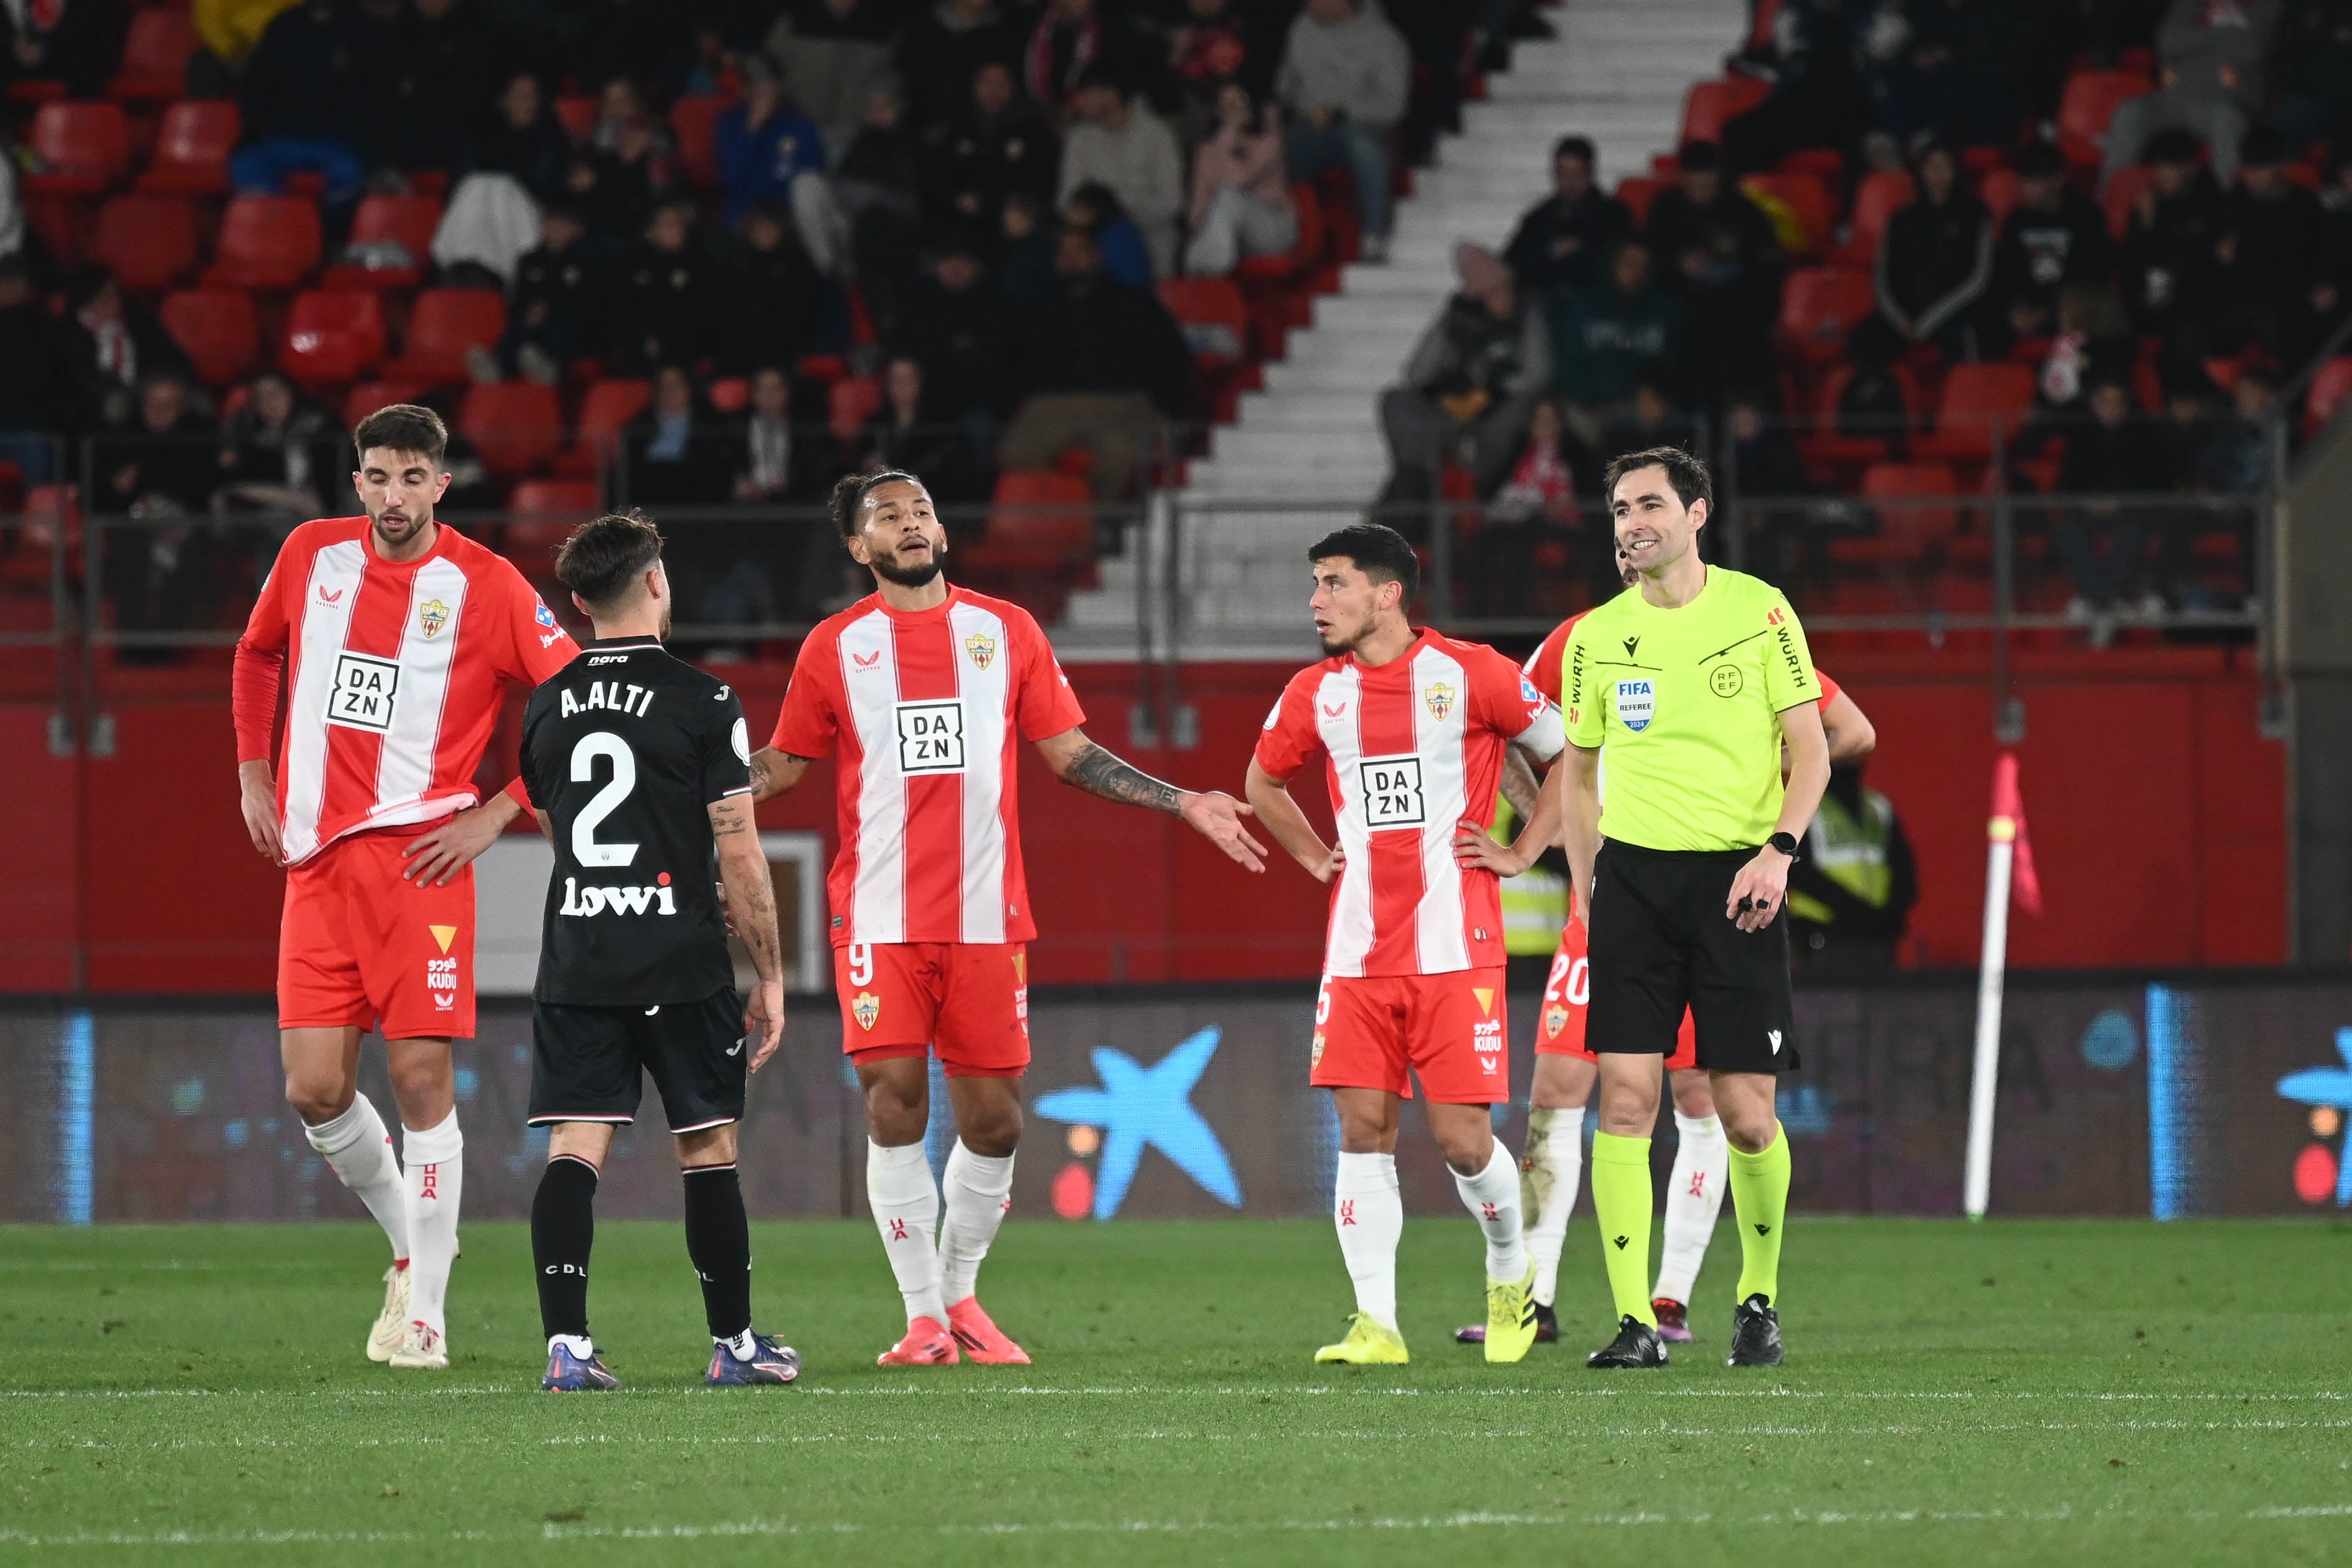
top-left (4, 1217), bottom-right (2350, 1565)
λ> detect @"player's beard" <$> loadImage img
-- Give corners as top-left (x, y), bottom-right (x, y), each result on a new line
top-left (372, 506), bottom-right (432, 552)
top-left (869, 547), bottom-right (943, 588)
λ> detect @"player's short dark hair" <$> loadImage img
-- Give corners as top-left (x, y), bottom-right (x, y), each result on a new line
top-left (1603, 446), bottom-right (1715, 512)
top-left (352, 403), bottom-right (448, 468)
top-left (831, 469), bottom-right (924, 540)
top-left (555, 511), bottom-right (664, 609)
top-left (1308, 522), bottom-right (1419, 602)
top-left (1552, 135), bottom-right (1595, 167)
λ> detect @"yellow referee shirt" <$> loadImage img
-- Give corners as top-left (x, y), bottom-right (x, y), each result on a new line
top-left (1561, 567), bottom-right (1818, 852)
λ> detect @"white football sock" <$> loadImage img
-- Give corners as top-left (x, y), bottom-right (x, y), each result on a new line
top-left (1452, 1140), bottom-right (1529, 1285)
top-left (548, 1333), bottom-right (593, 1358)
top-left (1521, 1106), bottom-right (1585, 1307)
top-left (1332, 1151), bottom-right (1402, 1331)
top-left (938, 1141), bottom-right (1014, 1306)
top-left (401, 1110), bottom-right (463, 1336)
top-left (304, 1094), bottom-right (409, 1263)
top-left (867, 1139), bottom-right (946, 1327)
top-left (1654, 1110), bottom-right (1730, 1306)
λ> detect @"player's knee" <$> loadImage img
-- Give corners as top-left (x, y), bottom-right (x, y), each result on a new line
top-left (283, 1073), bottom-right (352, 1125)
top-left (1436, 1125), bottom-right (1494, 1174)
top-left (1668, 1070), bottom-right (1716, 1119)
top-left (1720, 1107), bottom-right (1777, 1155)
top-left (959, 1101), bottom-right (1021, 1158)
top-left (862, 1082), bottom-right (927, 1144)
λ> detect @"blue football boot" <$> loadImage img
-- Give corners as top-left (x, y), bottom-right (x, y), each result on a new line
top-left (541, 1342), bottom-right (623, 1392)
top-left (706, 1333), bottom-right (801, 1386)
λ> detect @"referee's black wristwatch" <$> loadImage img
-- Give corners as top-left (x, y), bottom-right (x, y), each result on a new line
top-left (1765, 831), bottom-right (1800, 860)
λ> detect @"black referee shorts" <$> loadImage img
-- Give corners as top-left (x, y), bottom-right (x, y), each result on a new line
top-left (529, 986), bottom-right (748, 1135)
top-left (1585, 839), bottom-right (1797, 1075)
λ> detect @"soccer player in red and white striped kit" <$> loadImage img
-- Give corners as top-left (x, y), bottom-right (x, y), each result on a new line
top-left (747, 470), bottom-right (1267, 1366)
top-left (233, 405), bottom-right (579, 1367)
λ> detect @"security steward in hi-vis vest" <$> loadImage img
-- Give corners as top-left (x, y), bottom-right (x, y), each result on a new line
top-left (1783, 762), bottom-right (1917, 973)
top-left (1493, 793), bottom-right (1569, 960)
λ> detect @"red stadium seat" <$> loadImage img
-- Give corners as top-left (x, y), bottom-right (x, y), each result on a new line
top-left (1914, 364), bottom-right (2036, 460)
top-left (553, 95), bottom-right (597, 141)
top-left (1977, 168), bottom-right (2023, 228)
top-left (23, 102), bottom-right (131, 194)
top-left (1776, 267), bottom-right (1875, 363)
top-left (1777, 148), bottom-right (1843, 179)
top-left (320, 194), bottom-right (444, 290)
top-left (159, 288), bottom-right (260, 385)
top-left (2056, 68), bottom-right (2152, 170)
top-left (669, 97), bottom-right (729, 191)
top-left (23, 483), bottom-right (81, 553)
top-left (279, 289), bottom-right (389, 389)
top-left (1615, 176), bottom-right (1669, 227)
top-left (382, 288), bottom-right (505, 382)
top-left (1838, 170), bottom-right (1914, 264)
top-left (343, 380), bottom-right (428, 427)
top-left (507, 478), bottom-right (600, 552)
top-left (2303, 356), bottom-right (2352, 438)
top-left (829, 375), bottom-right (882, 443)
top-left (108, 7), bottom-right (197, 102)
top-left (88, 194), bottom-right (197, 293)
top-left (1679, 76), bottom-right (1769, 147)
top-left (557, 377), bottom-right (651, 475)
top-left (458, 381), bottom-right (565, 479)
top-left (1739, 171), bottom-right (1838, 258)
top-left (973, 470), bottom-right (1093, 566)
top-left (1156, 276), bottom-right (1248, 371)
top-left (1861, 462), bottom-right (1962, 544)
top-left (138, 101), bottom-right (238, 194)
top-left (1799, 363), bottom-right (1924, 477)
top-left (202, 196), bottom-right (323, 289)
top-left (2102, 163), bottom-right (2156, 239)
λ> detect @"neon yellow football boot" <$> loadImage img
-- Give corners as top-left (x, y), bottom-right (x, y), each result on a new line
top-left (1315, 1312), bottom-right (1410, 1365)
top-left (1483, 1266), bottom-right (1539, 1364)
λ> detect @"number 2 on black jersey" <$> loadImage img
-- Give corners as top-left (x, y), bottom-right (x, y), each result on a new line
top-left (570, 731), bottom-right (639, 867)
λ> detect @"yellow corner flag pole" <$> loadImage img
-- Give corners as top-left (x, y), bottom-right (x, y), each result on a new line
top-left (1964, 753), bottom-right (2041, 1220)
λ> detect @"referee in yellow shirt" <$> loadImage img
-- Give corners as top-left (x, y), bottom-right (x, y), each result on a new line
top-left (1466, 445), bottom-right (1828, 1369)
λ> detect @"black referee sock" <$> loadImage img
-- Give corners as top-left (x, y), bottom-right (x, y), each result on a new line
top-left (532, 1155), bottom-right (599, 1342)
top-left (682, 1164), bottom-right (753, 1343)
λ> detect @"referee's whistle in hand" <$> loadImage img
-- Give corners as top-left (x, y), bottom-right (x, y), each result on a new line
top-left (1726, 846), bottom-right (1793, 932)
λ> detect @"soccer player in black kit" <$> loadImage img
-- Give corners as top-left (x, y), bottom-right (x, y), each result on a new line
top-left (519, 512), bottom-right (796, 1391)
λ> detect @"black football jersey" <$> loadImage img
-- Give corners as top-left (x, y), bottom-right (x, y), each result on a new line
top-left (520, 636), bottom-right (753, 1006)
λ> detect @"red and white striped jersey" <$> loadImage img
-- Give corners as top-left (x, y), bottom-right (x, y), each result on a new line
top-left (233, 517), bottom-right (579, 865)
top-left (1256, 630), bottom-right (1564, 978)
top-left (769, 586), bottom-right (1085, 948)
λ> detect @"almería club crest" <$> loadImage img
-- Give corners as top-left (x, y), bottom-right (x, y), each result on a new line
top-left (418, 598), bottom-right (450, 639)
top-left (965, 632), bottom-right (998, 670)
top-left (1424, 681), bottom-right (1456, 721)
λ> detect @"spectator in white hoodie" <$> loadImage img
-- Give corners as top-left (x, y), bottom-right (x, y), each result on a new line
top-left (1059, 65), bottom-right (1184, 277)
top-left (1275, 0), bottom-right (1409, 261)
top-left (1184, 82), bottom-right (1296, 276)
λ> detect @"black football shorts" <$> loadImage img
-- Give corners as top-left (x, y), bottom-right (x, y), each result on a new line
top-left (529, 986), bottom-right (749, 1133)
top-left (1585, 839), bottom-right (1798, 1074)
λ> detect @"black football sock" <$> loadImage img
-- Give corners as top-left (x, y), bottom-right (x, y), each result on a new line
top-left (682, 1163), bottom-right (753, 1344)
top-left (531, 1155), bottom-right (599, 1342)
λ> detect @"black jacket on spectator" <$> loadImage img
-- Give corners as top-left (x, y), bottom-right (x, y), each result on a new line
top-left (2222, 180), bottom-right (2327, 305)
top-left (2055, 412), bottom-right (2174, 493)
top-left (94, 416), bottom-right (220, 515)
top-left (859, 410), bottom-right (978, 499)
top-left (1502, 188), bottom-right (1633, 293)
top-left (240, 1), bottom-right (361, 146)
top-left (2122, 170), bottom-right (2226, 329)
top-left (465, 106), bottom-right (572, 197)
top-left (614, 238), bottom-right (716, 371)
top-left (889, 272), bottom-right (1011, 418)
top-left (899, 3), bottom-right (1019, 129)
top-left (922, 102), bottom-right (1059, 232)
top-left (621, 406), bottom-right (739, 506)
top-left (1642, 186), bottom-right (1782, 290)
top-left (1878, 189), bottom-right (1994, 333)
top-left (386, 0), bottom-right (505, 171)
top-left (714, 231), bottom-right (824, 375)
top-left (1009, 273), bottom-right (1191, 413)
top-left (0, 300), bottom-right (97, 434)
top-left (509, 234), bottom-right (616, 367)
top-left (1993, 191), bottom-right (2113, 324)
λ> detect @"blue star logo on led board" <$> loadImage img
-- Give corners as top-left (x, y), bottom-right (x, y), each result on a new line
top-left (1034, 1026), bottom-right (1241, 1220)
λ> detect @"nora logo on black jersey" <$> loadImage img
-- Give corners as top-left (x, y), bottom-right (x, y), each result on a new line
top-left (558, 875), bottom-right (679, 917)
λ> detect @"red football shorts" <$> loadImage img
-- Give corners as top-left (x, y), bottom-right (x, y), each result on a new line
top-left (836, 942), bottom-right (1030, 1079)
top-left (278, 826), bottom-right (475, 1041)
top-left (1311, 967), bottom-right (1509, 1105)
top-left (1534, 915), bottom-right (1696, 1070)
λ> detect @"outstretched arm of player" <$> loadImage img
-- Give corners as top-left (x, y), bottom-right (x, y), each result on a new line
top-left (1034, 727), bottom-right (1268, 872)
top-left (1244, 757), bottom-right (1343, 884)
top-left (1453, 755), bottom-right (1566, 877)
top-left (711, 793), bottom-right (786, 1071)
top-left (400, 790), bottom-right (522, 887)
top-left (745, 747), bottom-right (815, 803)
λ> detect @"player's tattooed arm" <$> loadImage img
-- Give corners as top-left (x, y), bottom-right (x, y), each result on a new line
top-left (710, 794), bottom-right (787, 1070)
top-left (747, 746), bottom-right (815, 803)
top-left (1037, 728), bottom-right (1269, 871)
top-left (1500, 744), bottom-right (1544, 820)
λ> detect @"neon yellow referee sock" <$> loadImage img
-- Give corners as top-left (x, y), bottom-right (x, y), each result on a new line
top-left (1588, 1133), bottom-right (1656, 1327)
top-left (1727, 1124), bottom-right (1790, 1306)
